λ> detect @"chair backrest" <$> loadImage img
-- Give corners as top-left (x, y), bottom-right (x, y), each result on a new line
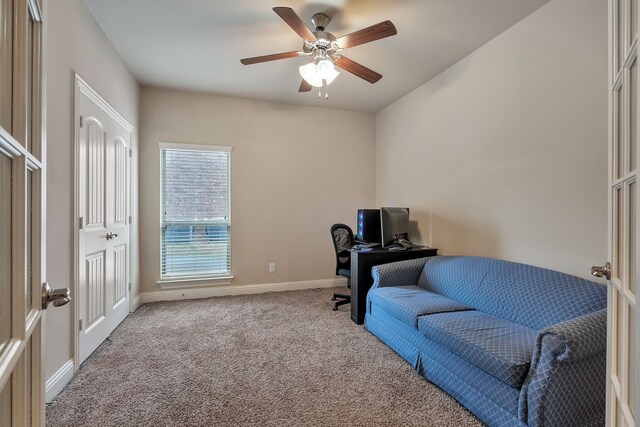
top-left (330, 224), bottom-right (354, 276)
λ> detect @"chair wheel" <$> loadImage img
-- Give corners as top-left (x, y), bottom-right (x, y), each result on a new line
top-left (333, 307), bottom-right (338, 311)
top-left (331, 297), bottom-right (336, 301)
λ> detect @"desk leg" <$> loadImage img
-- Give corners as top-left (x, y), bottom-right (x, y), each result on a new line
top-left (350, 252), bottom-right (365, 324)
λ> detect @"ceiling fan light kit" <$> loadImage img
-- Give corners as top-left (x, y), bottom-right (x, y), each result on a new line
top-left (299, 48), bottom-right (340, 98)
top-left (240, 7), bottom-right (397, 100)
top-left (300, 60), bottom-right (339, 99)
top-left (299, 59), bottom-right (339, 88)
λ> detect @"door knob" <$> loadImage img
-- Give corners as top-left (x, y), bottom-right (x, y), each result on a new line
top-left (41, 282), bottom-right (71, 309)
top-left (106, 232), bottom-right (118, 240)
top-left (591, 262), bottom-right (611, 280)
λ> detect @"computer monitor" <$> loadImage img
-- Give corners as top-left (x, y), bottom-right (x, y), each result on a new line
top-left (380, 207), bottom-right (410, 248)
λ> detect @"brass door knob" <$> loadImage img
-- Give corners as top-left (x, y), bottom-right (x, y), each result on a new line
top-left (41, 282), bottom-right (71, 309)
top-left (591, 262), bottom-right (611, 280)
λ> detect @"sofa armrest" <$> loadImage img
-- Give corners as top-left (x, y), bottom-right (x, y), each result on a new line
top-left (538, 308), bottom-right (607, 362)
top-left (371, 257), bottom-right (431, 289)
top-left (519, 308), bottom-right (607, 426)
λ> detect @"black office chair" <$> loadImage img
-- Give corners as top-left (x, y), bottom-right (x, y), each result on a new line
top-left (330, 223), bottom-right (355, 311)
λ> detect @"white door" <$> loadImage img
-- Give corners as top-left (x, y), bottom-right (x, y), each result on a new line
top-left (606, 0), bottom-right (640, 425)
top-left (77, 85), bottom-right (131, 364)
top-left (0, 0), bottom-right (65, 426)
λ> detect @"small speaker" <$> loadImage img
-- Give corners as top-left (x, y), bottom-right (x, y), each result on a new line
top-left (357, 209), bottom-right (382, 243)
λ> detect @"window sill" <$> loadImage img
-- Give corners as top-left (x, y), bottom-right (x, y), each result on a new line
top-left (157, 275), bottom-right (234, 289)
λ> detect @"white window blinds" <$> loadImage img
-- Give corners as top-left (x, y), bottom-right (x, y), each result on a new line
top-left (160, 144), bottom-right (231, 279)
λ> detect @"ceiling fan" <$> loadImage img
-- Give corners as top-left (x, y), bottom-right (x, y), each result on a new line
top-left (240, 7), bottom-right (397, 98)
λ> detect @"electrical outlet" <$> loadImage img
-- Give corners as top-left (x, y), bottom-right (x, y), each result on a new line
top-left (269, 263), bottom-right (276, 273)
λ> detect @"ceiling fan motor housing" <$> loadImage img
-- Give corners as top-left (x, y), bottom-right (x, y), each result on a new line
top-left (301, 13), bottom-right (339, 56)
top-left (303, 31), bottom-right (338, 56)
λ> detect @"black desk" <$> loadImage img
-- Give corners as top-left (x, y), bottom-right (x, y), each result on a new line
top-left (350, 247), bottom-right (438, 324)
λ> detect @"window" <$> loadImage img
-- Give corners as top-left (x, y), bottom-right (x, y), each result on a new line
top-left (160, 143), bottom-right (231, 280)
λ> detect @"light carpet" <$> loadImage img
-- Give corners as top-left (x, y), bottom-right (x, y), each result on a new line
top-left (46, 287), bottom-right (483, 426)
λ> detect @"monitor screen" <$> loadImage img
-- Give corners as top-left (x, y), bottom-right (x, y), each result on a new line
top-left (380, 207), bottom-right (410, 248)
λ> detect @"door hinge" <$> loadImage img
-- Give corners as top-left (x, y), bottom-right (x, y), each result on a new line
top-left (128, 282), bottom-right (132, 292)
top-left (128, 215), bottom-right (132, 225)
top-left (129, 149), bottom-right (132, 158)
top-left (79, 217), bottom-right (84, 229)
top-left (79, 318), bottom-right (83, 331)
top-left (79, 116), bottom-right (83, 128)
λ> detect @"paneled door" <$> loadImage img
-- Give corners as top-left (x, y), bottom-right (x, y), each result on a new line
top-left (606, 0), bottom-right (640, 424)
top-left (0, 0), bottom-right (69, 426)
top-left (76, 77), bottom-right (132, 364)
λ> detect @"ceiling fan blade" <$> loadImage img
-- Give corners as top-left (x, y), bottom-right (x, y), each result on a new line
top-left (240, 51), bottom-right (301, 65)
top-left (336, 20), bottom-right (397, 49)
top-left (335, 56), bottom-right (382, 84)
top-left (273, 7), bottom-right (317, 41)
top-left (298, 79), bottom-right (312, 92)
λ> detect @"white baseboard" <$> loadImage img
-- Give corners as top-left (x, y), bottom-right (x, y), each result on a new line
top-left (130, 295), bottom-right (141, 312)
top-left (45, 359), bottom-right (74, 403)
top-left (139, 278), bottom-right (346, 304)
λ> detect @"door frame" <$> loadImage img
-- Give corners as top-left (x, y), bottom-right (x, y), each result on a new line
top-left (72, 74), bottom-right (134, 371)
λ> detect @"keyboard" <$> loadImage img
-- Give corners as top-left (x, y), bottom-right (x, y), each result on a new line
top-left (352, 242), bottom-right (379, 250)
top-left (387, 245), bottom-right (407, 251)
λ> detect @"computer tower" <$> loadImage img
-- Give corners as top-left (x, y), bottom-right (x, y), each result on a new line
top-left (357, 209), bottom-right (382, 243)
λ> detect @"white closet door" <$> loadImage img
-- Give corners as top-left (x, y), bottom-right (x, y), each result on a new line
top-left (77, 83), bottom-right (131, 364)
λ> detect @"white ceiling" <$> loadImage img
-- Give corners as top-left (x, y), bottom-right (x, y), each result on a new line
top-left (83, 0), bottom-right (551, 113)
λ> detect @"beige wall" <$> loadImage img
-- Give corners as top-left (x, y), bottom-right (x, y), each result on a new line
top-left (45, 0), bottom-right (139, 379)
top-left (43, 0), bottom-right (604, 387)
top-left (375, 0), bottom-right (607, 280)
top-left (139, 87), bottom-right (375, 292)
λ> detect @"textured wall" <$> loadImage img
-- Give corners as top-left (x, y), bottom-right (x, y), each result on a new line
top-left (375, 0), bottom-right (607, 280)
top-left (139, 87), bottom-right (375, 292)
top-left (45, 0), bottom-right (139, 379)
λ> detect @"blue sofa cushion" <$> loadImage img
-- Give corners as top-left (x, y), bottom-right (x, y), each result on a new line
top-left (418, 311), bottom-right (537, 387)
top-left (368, 285), bottom-right (472, 328)
top-left (416, 256), bottom-right (607, 330)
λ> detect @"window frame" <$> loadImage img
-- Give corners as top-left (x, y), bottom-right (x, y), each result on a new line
top-left (158, 142), bottom-right (232, 287)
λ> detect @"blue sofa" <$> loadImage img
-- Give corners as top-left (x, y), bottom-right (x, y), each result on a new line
top-left (365, 256), bottom-right (607, 427)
